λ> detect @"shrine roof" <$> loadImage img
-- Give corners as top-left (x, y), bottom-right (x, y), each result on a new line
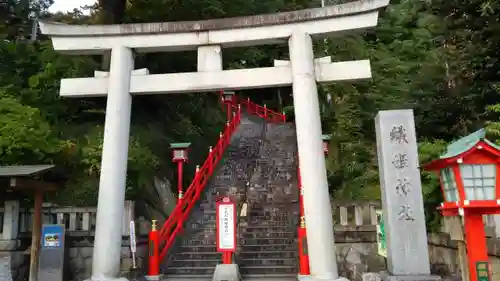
top-left (423, 129), bottom-right (500, 170)
top-left (39, 0), bottom-right (388, 37)
top-left (170, 143), bottom-right (191, 149)
top-left (440, 128), bottom-right (500, 159)
top-left (0, 165), bottom-right (55, 177)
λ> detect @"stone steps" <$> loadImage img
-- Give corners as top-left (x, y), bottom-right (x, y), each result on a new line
top-left (238, 250), bottom-right (296, 259)
top-left (239, 265), bottom-right (298, 275)
top-left (240, 238), bottom-right (295, 245)
top-left (246, 220), bottom-right (292, 226)
top-left (168, 259), bottom-right (220, 268)
top-left (172, 252), bottom-right (221, 260)
top-left (238, 258), bottom-right (297, 266)
top-left (162, 117), bottom-right (266, 277)
top-left (237, 122), bottom-right (300, 276)
top-left (240, 243), bottom-right (297, 252)
top-left (243, 225), bottom-right (296, 232)
top-left (163, 266), bottom-right (215, 275)
top-left (177, 245), bottom-right (217, 253)
top-left (241, 231), bottom-right (295, 239)
top-left (161, 274), bottom-right (213, 281)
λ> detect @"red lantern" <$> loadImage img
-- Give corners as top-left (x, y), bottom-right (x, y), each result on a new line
top-left (423, 129), bottom-right (500, 281)
top-left (322, 134), bottom-right (331, 156)
top-left (170, 142), bottom-right (191, 203)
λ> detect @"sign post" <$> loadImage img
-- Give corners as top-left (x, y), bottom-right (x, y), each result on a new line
top-left (129, 220), bottom-right (137, 269)
top-left (216, 196), bottom-right (236, 264)
top-left (37, 224), bottom-right (65, 281)
top-left (376, 209), bottom-right (387, 257)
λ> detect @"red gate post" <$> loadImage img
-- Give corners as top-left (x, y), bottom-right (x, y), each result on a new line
top-left (297, 166), bottom-right (310, 276)
top-left (298, 134), bottom-right (330, 276)
top-left (216, 196), bottom-right (237, 264)
top-left (170, 142), bottom-right (191, 203)
top-left (148, 219), bottom-right (160, 278)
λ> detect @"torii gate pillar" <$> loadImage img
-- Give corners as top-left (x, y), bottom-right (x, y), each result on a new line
top-left (289, 31), bottom-right (339, 279)
top-left (92, 46), bottom-right (134, 280)
top-left (39, 1), bottom-right (389, 280)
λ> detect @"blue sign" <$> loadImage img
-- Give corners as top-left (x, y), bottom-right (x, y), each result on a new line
top-left (41, 224), bottom-right (64, 249)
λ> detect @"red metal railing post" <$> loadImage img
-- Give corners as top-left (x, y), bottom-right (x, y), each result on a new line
top-left (148, 220), bottom-right (160, 277)
top-left (226, 103), bottom-right (232, 121)
top-left (297, 164), bottom-right (310, 275)
top-left (208, 146), bottom-right (213, 173)
top-left (177, 161), bottom-right (184, 203)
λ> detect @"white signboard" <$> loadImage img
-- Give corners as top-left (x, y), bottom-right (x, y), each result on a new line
top-left (129, 220), bottom-right (137, 269)
top-left (217, 203), bottom-right (235, 251)
top-left (129, 221), bottom-right (137, 252)
top-left (0, 254), bottom-right (13, 281)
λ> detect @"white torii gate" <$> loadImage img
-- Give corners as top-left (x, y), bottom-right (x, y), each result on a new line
top-left (39, 1), bottom-right (389, 280)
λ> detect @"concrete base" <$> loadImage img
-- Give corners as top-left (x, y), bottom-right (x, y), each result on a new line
top-left (298, 274), bottom-right (350, 281)
top-left (379, 272), bottom-right (441, 281)
top-left (144, 275), bottom-right (161, 281)
top-left (382, 277), bottom-right (441, 281)
top-left (212, 264), bottom-right (241, 281)
top-left (85, 277), bottom-right (129, 281)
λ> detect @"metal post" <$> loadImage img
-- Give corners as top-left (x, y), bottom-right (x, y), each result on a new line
top-left (148, 220), bottom-right (160, 277)
top-left (177, 161), bottom-right (184, 203)
top-left (297, 165), bottom-right (310, 275)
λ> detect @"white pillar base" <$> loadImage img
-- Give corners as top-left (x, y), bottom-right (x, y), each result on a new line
top-left (85, 277), bottom-right (129, 281)
top-left (298, 275), bottom-right (350, 281)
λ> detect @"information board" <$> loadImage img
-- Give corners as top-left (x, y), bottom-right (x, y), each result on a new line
top-left (216, 196), bottom-right (236, 252)
top-left (37, 224), bottom-right (65, 281)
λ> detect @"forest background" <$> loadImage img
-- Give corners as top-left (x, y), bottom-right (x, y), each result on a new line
top-left (1, 0), bottom-right (500, 230)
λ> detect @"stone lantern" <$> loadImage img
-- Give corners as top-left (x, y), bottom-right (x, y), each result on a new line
top-left (322, 134), bottom-right (331, 155)
top-left (170, 142), bottom-right (191, 202)
top-left (423, 129), bottom-right (500, 281)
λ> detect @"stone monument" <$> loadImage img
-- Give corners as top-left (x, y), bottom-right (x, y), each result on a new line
top-left (39, 1), bottom-right (390, 280)
top-left (374, 109), bottom-right (440, 281)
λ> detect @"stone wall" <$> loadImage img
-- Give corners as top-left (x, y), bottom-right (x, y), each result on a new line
top-left (3, 198), bottom-right (500, 281)
top-left (428, 232), bottom-right (500, 280)
top-left (1, 235), bottom-right (148, 281)
top-left (65, 236), bottom-right (148, 281)
top-left (334, 229), bottom-right (385, 281)
top-left (333, 230), bottom-right (500, 281)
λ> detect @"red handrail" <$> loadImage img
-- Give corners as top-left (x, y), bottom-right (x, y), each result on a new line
top-left (158, 105), bottom-right (242, 261)
top-left (239, 97), bottom-right (286, 123)
top-left (157, 94), bottom-right (286, 263)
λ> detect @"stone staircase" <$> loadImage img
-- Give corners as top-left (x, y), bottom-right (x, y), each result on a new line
top-left (162, 115), bottom-right (265, 278)
top-left (162, 116), bottom-right (299, 280)
top-left (238, 122), bottom-right (299, 278)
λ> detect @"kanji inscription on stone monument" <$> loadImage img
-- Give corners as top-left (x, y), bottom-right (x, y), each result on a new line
top-left (390, 125), bottom-right (409, 144)
top-left (392, 153), bottom-right (409, 169)
top-left (375, 109), bottom-right (432, 277)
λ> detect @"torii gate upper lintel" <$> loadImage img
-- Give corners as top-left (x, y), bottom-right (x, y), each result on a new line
top-left (39, 1), bottom-right (389, 281)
